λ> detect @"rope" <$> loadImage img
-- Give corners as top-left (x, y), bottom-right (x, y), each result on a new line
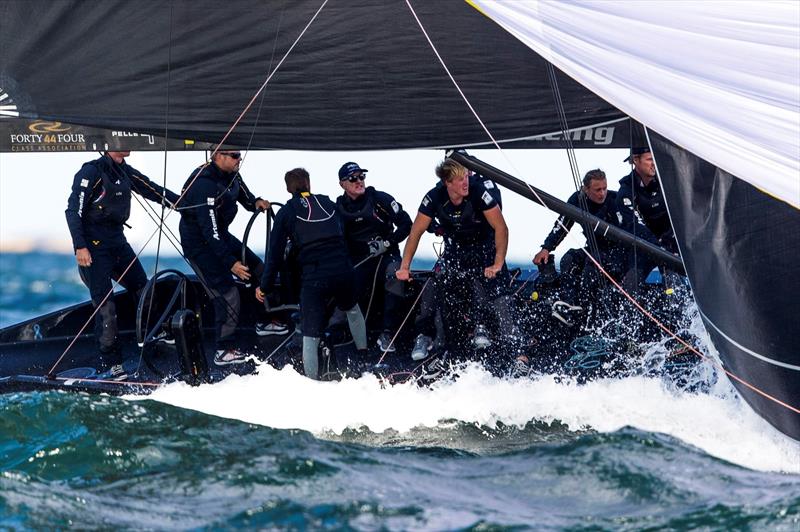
top-left (375, 277), bottom-right (431, 366)
top-left (263, 329), bottom-right (297, 363)
top-left (404, 0), bottom-right (799, 415)
top-left (140, 1), bottom-right (175, 374)
top-left (545, 62), bottom-right (603, 266)
top-left (48, 1), bottom-right (326, 376)
top-left (46, 223), bottom-right (162, 376)
top-left (374, 241), bottom-right (443, 365)
top-left (362, 255), bottom-right (382, 324)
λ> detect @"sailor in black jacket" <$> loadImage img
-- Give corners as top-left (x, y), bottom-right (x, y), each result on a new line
top-left (178, 148), bottom-right (275, 366)
top-left (396, 158), bottom-right (514, 360)
top-left (616, 147), bottom-right (675, 249)
top-left (335, 162), bottom-right (412, 352)
top-left (65, 151), bottom-right (179, 360)
top-left (616, 147), bottom-right (679, 286)
top-left (532, 169), bottom-right (628, 325)
top-left (257, 168), bottom-right (367, 380)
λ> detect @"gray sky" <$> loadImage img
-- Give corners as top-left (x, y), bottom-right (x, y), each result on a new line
top-left (0, 148), bottom-right (631, 265)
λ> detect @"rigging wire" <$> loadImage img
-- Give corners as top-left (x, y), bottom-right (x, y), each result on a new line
top-left (47, 0), bottom-right (328, 376)
top-left (404, 0), bottom-right (799, 414)
top-left (47, 220), bottom-right (167, 377)
top-left (545, 62), bottom-right (603, 264)
top-left (244, 5), bottom-right (285, 153)
top-left (138, 0), bottom-right (175, 375)
top-left (127, 192), bottom-right (242, 328)
top-left (375, 239), bottom-right (443, 365)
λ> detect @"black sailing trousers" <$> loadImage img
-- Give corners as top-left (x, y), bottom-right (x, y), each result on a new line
top-left (78, 241), bottom-right (148, 355)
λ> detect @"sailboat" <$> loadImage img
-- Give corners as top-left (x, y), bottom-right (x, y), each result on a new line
top-left (0, 1), bottom-right (797, 440)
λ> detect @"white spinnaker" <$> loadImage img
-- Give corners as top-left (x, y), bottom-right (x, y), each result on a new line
top-left (469, 0), bottom-right (800, 208)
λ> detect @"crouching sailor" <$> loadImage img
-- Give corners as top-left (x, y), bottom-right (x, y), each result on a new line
top-left (256, 168), bottom-right (367, 380)
top-left (532, 168), bottom-right (628, 326)
top-left (396, 158), bottom-right (514, 360)
top-left (65, 150), bottom-right (179, 362)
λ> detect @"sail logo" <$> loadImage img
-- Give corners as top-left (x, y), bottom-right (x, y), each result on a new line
top-left (112, 130), bottom-right (156, 145)
top-left (532, 125), bottom-right (616, 146)
top-left (28, 121), bottom-right (70, 133)
top-left (8, 119), bottom-right (86, 151)
top-left (0, 88), bottom-right (19, 118)
top-left (9, 131), bottom-right (86, 145)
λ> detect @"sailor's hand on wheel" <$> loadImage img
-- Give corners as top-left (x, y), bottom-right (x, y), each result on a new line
top-left (255, 199), bottom-right (270, 211)
top-left (231, 261), bottom-right (251, 280)
top-left (255, 287), bottom-right (266, 303)
top-left (76, 248), bottom-right (92, 267)
top-left (533, 248), bottom-right (549, 265)
top-left (396, 267), bottom-right (411, 282)
top-left (484, 264), bottom-right (501, 279)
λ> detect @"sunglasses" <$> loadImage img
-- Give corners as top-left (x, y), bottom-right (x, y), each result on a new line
top-left (343, 174), bottom-right (366, 183)
top-left (220, 152), bottom-right (241, 160)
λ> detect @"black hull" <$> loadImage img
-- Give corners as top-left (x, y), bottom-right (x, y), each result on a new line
top-left (0, 272), bottom-right (702, 397)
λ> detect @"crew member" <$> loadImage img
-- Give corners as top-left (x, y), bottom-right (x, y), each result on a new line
top-left (396, 158), bottom-right (512, 361)
top-left (257, 168), bottom-right (367, 380)
top-left (416, 165), bottom-right (504, 354)
top-left (65, 151), bottom-right (179, 363)
top-left (616, 147), bottom-right (679, 287)
top-left (178, 147), bottom-right (281, 367)
top-left (533, 168), bottom-right (627, 326)
top-left (336, 161), bottom-right (411, 352)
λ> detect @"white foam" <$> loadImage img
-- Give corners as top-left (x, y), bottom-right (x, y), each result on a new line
top-left (136, 303), bottom-right (799, 474)
top-left (139, 357), bottom-right (799, 474)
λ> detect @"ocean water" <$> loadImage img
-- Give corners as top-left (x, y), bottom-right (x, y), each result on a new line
top-left (1, 252), bottom-right (799, 530)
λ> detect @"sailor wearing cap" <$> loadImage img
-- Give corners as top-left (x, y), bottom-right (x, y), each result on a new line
top-left (617, 147), bottom-right (679, 287)
top-left (335, 162), bottom-right (412, 353)
top-left (178, 147), bottom-right (278, 367)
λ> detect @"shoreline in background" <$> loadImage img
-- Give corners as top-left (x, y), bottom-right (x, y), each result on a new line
top-left (0, 249), bottom-right (536, 271)
top-left (0, 251), bottom-right (538, 328)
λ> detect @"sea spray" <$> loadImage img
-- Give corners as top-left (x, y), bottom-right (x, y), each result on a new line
top-left (141, 358), bottom-right (798, 474)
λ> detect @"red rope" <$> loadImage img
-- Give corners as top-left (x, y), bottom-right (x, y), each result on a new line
top-left (406, 0), bottom-right (799, 415)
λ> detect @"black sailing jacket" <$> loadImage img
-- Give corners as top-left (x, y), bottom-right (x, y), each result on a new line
top-left (260, 192), bottom-right (351, 290)
top-left (541, 190), bottom-right (623, 251)
top-left (65, 154), bottom-right (178, 250)
top-left (178, 162), bottom-right (261, 269)
top-left (336, 186), bottom-right (411, 260)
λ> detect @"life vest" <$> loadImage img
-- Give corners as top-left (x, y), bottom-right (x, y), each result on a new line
top-left (182, 165), bottom-right (243, 234)
top-left (337, 187), bottom-right (392, 244)
top-left (622, 172), bottom-right (671, 238)
top-left (83, 159), bottom-right (133, 226)
top-left (435, 195), bottom-right (490, 243)
top-left (290, 192), bottom-right (343, 259)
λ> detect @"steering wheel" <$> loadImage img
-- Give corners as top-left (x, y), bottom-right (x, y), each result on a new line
top-left (241, 202), bottom-right (283, 265)
top-left (135, 269), bottom-right (202, 347)
top-left (241, 203), bottom-right (298, 312)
